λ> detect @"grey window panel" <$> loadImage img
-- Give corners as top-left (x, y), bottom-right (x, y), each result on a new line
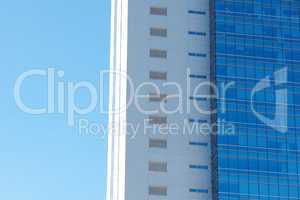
top-left (148, 116), bottom-right (167, 124)
top-left (149, 161), bottom-right (168, 172)
top-left (150, 7), bottom-right (167, 16)
top-left (150, 49), bottom-right (167, 58)
top-left (149, 71), bottom-right (167, 80)
top-left (150, 27), bottom-right (167, 37)
top-left (149, 186), bottom-right (167, 196)
top-left (149, 138), bottom-right (167, 148)
top-left (149, 93), bottom-right (168, 102)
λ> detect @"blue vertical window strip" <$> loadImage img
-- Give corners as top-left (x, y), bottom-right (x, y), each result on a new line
top-left (214, 0), bottom-right (300, 199)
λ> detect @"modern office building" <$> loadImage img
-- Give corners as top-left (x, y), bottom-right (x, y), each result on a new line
top-left (214, 1), bottom-right (300, 199)
top-left (107, 0), bottom-right (300, 200)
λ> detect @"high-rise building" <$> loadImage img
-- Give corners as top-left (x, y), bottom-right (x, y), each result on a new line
top-left (106, 0), bottom-right (300, 200)
top-left (213, 1), bottom-right (300, 199)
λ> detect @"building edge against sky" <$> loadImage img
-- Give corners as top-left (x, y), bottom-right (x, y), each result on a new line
top-left (106, 0), bottom-right (128, 199)
top-left (107, 0), bottom-right (300, 199)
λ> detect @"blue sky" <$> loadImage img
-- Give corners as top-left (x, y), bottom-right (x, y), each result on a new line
top-left (0, 0), bottom-right (110, 199)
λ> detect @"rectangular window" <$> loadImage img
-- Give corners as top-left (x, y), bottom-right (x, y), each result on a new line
top-left (189, 165), bottom-right (208, 170)
top-left (189, 188), bottom-right (208, 193)
top-left (189, 141), bottom-right (208, 146)
top-left (189, 119), bottom-right (208, 123)
top-left (149, 161), bottom-right (168, 172)
top-left (188, 31), bottom-right (206, 36)
top-left (149, 71), bottom-right (167, 80)
top-left (188, 10), bottom-right (206, 15)
top-left (150, 49), bottom-right (167, 58)
top-left (148, 116), bottom-right (167, 124)
top-left (149, 186), bottom-right (167, 196)
top-left (150, 27), bottom-right (167, 37)
top-left (189, 74), bottom-right (207, 79)
top-left (149, 93), bottom-right (168, 102)
top-left (149, 138), bottom-right (167, 148)
top-left (188, 52), bottom-right (206, 57)
top-left (150, 7), bottom-right (167, 16)
top-left (189, 96), bottom-right (208, 101)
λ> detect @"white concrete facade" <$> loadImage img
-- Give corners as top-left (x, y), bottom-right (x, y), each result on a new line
top-left (106, 0), bottom-right (212, 199)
